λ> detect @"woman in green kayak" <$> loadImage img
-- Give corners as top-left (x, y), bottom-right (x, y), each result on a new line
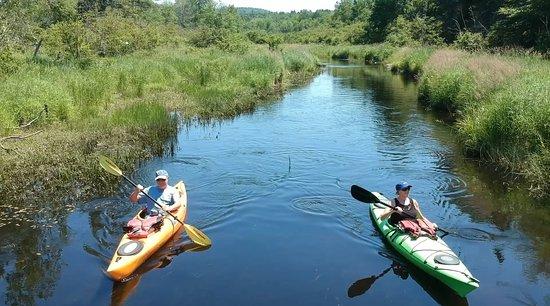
top-left (379, 181), bottom-right (430, 226)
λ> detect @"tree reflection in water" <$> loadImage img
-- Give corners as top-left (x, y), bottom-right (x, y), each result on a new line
top-left (0, 218), bottom-right (68, 305)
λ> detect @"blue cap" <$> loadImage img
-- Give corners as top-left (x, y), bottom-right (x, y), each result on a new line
top-left (395, 181), bottom-right (412, 191)
top-left (155, 169), bottom-right (169, 180)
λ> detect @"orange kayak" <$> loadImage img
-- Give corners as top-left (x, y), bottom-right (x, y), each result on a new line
top-left (106, 181), bottom-right (187, 281)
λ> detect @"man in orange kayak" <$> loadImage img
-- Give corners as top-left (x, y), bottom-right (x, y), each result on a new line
top-left (129, 169), bottom-right (181, 216)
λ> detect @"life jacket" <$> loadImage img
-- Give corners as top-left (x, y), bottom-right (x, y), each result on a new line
top-left (397, 218), bottom-right (437, 239)
top-left (394, 197), bottom-right (418, 219)
top-left (122, 212), bottom-right (164, 239)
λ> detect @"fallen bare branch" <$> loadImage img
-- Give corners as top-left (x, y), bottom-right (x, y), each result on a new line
top-left (0, 130), bottom-right (43, 153)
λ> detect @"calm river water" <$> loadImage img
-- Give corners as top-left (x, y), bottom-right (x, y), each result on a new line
top-left (1, 64), bottom-right (549, 306)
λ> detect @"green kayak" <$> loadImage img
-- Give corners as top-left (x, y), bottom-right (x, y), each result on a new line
top-left (369, 192), bottom-right (480, 297)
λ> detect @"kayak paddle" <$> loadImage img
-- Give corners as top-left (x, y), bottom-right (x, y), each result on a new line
top-left (348, 264), bottom-right (395, 297)
top-left (99, 155), bottom-right (211, 246)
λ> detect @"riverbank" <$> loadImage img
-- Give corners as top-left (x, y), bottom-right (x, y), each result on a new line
top-left (312, 44), bottom-right (550, 196)
top-left (0, 45), bottom-right (319, 225)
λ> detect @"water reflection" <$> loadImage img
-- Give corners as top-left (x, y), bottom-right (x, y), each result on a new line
top-left (348, 263), bottom-right (395, 297)
top-left (0, 61), bottom-right (549, 306)
top-left (348, 250), bottom-right (469, 306)
top-left (0, 219), bottom-right (68, 305)
top-left (110, 226), bottom-right (210, 306)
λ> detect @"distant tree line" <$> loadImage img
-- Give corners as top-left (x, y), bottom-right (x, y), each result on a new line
top-left (0, 0), bottom-right (548, 77)
top-left (243, 0), bottom-right (549, 52)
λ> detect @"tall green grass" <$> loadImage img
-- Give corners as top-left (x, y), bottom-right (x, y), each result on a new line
top-left (457, 58), bottom-right (550, 190)
top-left (0, 44), bottom-right (320, 205)
top-left (386, 47), bottom-right (435, 76)
top-left (414, 49), bottom-right (549, 192)
top-left (419, 49), bottom-right (521, 113)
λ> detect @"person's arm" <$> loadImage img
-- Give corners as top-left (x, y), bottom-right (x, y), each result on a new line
top-left (380, 207), bottom-right (393, 220)
top-left (380, 200), bottom-right (401, 220)
top-left (168, 191), bottom-right (181, 211)
top-left (129, 184), bottom-right (144, 203)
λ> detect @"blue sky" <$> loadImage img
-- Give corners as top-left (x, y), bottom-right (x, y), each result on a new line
top-left (218, 0), bottom-right (337, 12)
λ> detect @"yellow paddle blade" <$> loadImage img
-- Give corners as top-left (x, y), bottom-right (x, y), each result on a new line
top-left (186, 244), bottom-right (211, 252)
top-left (99, 155), bottom-right (123, 176)
top-left (184, 224), bottom-right (212, 247)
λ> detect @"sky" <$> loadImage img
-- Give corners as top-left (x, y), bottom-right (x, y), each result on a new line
top-left (217, 0), bottom-right (338, 12)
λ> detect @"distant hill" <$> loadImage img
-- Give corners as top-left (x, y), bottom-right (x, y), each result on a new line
top-left (235, 7), bottom-right (272, 16)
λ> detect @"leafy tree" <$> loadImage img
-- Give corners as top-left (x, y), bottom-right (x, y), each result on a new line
top-left (334, 0), bottom-right (373, 24)
top-left (0, 0), bottom-right (77, 55)
top-left (334, 0), bottom-right (355, 23)
top-left (174, 0), bottom-right (217, 28)
top-left (364, 0), bottom-right (401, 42)
top-left (77, 0), bottom-right (154, 15)
top-left (437, 0), bottom-right (504, 42)
top-left (454, 30), bottom-right (488, 51)
top-left (219, 5), bottom-right (243, 31)
top-left (488, 0), bottom-right (550, 51)
top-left (386, 15), bottom-right (444, 46)
top-left (43, 20), bottom-right (95, 61)
top-left (401, 0), bottom-right (439, 19)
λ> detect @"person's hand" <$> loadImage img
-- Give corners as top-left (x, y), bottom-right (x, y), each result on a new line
top-left (432, 222), bottom-right (438, 229)
top-left (395, 206), bottom-right (403, 213)
top-left (161, 204), bottom-right (170, 211)
top-left (136, 184), bottom-right (144, 192)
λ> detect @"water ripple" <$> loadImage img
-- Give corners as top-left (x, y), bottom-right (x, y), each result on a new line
top-left (291, 195), bottom-right (380, 245)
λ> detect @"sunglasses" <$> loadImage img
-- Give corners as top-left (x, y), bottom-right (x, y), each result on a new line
top-left (156, 178), bottom-right (166, 181)
top-left (400, 188), bottom-right (411, 191)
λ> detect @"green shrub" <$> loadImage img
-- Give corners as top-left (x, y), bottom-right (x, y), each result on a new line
top-left (363, 44), bottom-right (396, 63)
top-left (247, 30), bottom-right (269, 44)
top-left (387, 47), bottom-right (434, 75)
top-left (0, 47), bottom-right (23, 77)
top-left (265, 34), bottom-right (283, 51)
top-left (216, 32), bottom-right (251, 53)
top-left (43, 20), bottom-right (95, 62)
top-left (188, 27), bottom-right (223, 48)
top-left (454, 31), bottom-right (488, 52)
top-left (386, 16), bottom-right (444, 47)
top-left (283, 49), bottom-right (317, 73)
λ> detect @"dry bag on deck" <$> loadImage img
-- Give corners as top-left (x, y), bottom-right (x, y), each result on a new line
top-left (397, 219), bottom-right (437, 239)
top-left (123, 212), bottom-right (164, 239)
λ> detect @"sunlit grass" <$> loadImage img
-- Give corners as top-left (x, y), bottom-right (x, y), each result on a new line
top-left (417, 49), bottom-right (549, 191)
top-left (0, 44), bottom-right (320, 205)
top-left (387, 46), bottom-right (435, 76)
top-left (458, 58), bottom-right (550, 190)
